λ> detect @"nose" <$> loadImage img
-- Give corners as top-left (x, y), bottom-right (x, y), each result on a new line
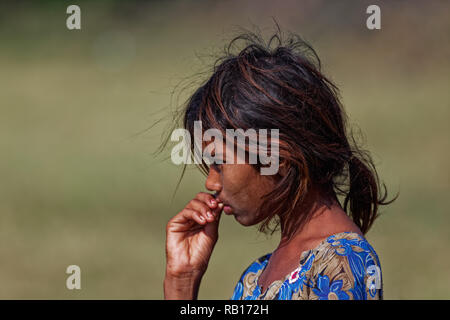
top-left (205, 167), bottom-right (222, 194)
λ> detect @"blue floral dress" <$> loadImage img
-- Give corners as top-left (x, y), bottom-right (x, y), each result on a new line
top-left (231, 232), bottom-right (382, 300)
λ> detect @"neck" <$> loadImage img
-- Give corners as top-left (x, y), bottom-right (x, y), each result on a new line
top-left (278, 185), bottom-right (338, 248)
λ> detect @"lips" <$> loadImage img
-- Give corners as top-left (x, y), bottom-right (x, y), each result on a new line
top-left (223, 205), bottom-right (233, 215)
top-left (213, 194), bottom-right (233, 215)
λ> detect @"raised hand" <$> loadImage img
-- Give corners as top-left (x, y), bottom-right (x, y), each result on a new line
top-left (164, 192), bottom-right (223, 299)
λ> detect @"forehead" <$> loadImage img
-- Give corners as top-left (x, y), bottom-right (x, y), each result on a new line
top-left (202, 139), bottom-right (228, 155)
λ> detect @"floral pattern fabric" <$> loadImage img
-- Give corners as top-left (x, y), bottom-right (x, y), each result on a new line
top-left (230, 232), bottom-right (382, 300)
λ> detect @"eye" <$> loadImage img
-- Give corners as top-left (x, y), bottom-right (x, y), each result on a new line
top-left (210, 163), bottom-right (222, 172)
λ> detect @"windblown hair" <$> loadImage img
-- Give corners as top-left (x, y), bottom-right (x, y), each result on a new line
top-left (169, 27), bottom-right (397, 237)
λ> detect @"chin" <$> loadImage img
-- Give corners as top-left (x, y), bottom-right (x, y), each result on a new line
top-left (234, 214), bottom-right (257, 227)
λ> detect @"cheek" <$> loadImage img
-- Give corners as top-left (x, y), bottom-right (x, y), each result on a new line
top-left (222, 164), bottom-right (273, 213)
top-left (247, 177), bottom-right (276, 211)
top-left (221, 166), bottom-right (249, 193)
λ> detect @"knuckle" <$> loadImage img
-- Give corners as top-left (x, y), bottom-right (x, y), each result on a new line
top-left (196, 192), bottom-right (208, 198)
top-left (196, 192), bottom-right (213, 202)
top-left (189, 199), bottom-right (199, 206)
top-left (165, 220), bottom-right (172, 232)
top-left (191, 199), bottom-right (207, 210)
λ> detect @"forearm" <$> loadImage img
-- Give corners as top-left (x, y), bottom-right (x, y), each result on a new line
top-left (163, 271), bottom-right (203, 300)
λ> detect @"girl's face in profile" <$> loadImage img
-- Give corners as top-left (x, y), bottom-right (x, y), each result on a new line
top-left (204, 141), bottom-right (276, 226)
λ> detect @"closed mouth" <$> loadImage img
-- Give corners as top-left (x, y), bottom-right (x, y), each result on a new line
top-left (213, 193), bottom-right (234, 214)
top-left (223, 204), bottom-right (233, 215)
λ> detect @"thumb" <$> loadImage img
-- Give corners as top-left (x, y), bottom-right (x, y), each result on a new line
top-left (213, 202), bottom-right (224, 222)
top-left (203, 203), bottom-right (223, 239)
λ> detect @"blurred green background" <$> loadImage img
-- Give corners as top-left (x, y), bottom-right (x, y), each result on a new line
top-left (0, 0), bottom-right (448, 299)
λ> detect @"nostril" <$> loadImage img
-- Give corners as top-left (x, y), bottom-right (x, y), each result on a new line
top-left (205, 176), bottom-right (222, 194)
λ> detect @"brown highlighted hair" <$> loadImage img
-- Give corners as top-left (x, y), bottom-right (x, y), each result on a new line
top-left (171, 27), bottom-right (397, 237)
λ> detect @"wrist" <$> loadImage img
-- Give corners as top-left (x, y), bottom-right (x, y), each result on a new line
top-left (164, 270), bottom-right (204, 300)
top-left (166, 267), bottom-right (205, 280)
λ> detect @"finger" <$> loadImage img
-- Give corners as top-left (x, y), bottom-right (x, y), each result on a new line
top-left (203, 209), bottom-right (223, 240)
top-left (187, 199), bottom-right (215, 222)
top-left (171, 208), bottom-right (207, 227)
top-left (214, 202), bottom-right (224, 215)
top-left (207, 203), bottom-right (223, 225)
top-left (185, 208), bottom-right (208, 225)
top-left (195, 192), bottom-right (218, 209)
top-left (195, 192), bottom-right (224, 219)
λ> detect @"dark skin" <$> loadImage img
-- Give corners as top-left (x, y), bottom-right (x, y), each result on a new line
top-left (256, 188), bottom-right (363, 293)
top-left (164, 143), bottom-right (363, 299)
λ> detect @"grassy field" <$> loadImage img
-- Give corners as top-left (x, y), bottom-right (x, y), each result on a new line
top-left (0, 1), bottom-right (449, 299)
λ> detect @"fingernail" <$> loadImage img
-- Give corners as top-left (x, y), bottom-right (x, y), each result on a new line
top-left (207, 211), bottom-right (213, 219)
top-left (199, 215), bottom-right (205, 222)
top-left (218, 203), bottom-right (224, 209)
top-left (210, 199), bottom-right (216, 206)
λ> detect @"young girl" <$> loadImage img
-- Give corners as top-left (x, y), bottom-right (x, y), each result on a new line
top-left (163, 29), bottom-right (397, 300)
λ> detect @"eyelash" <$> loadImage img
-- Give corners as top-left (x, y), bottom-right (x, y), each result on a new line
top-left (210, 163), bottom-right (223, 172)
